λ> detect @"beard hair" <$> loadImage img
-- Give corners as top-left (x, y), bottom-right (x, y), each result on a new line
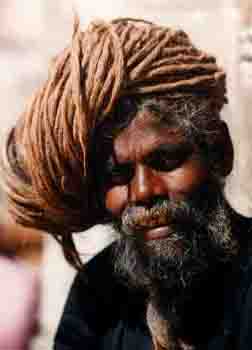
top-left (111, 181), bottom-right (240, 341)
top-left (112, 182), bottom-right (239, 289)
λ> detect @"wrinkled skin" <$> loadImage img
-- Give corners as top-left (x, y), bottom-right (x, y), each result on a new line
top-left (101, 109), bottom-right (237, 349)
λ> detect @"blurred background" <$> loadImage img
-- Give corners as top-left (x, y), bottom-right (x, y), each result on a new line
top-left (0, 0), bottom-right (252, 349)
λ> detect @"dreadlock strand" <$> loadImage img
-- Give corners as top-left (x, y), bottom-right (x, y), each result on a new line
top-left (150, 54), bottom-right (216, 69)
top-left (71, 24), bottom-right (88, 139)
top-left (104, 25), bottom-right (125, 114)
top-left (130, 72), bottom-right (225, 94)
top-left (94, 34), bottom-right (124, 119)
top-left (142, 63), bottom-right (218, 81)
top-left (86, 31), bottom-right (108, 116)
top-left (127, 31), bottom-right (166, 70)
top-left (129, 31), bottom-right (173, 80)
top-left (89, 35), bottom-right (112, 121)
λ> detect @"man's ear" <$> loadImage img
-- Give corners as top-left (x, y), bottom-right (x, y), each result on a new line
top-left (215, 121), bottom-right (234, 177)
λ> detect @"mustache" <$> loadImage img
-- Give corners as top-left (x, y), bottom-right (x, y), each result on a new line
top-left (121, 197), bottom-right (204, 235)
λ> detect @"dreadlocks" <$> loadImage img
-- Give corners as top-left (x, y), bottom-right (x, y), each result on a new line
top-left (1, 17), bottom-right (227, 268)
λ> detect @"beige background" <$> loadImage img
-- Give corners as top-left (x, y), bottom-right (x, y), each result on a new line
top-left (0, 1), bottom-right (251, 349)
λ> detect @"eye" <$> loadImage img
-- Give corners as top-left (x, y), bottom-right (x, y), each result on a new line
top-left (147, 153), bottom-right (185, 172)
top-left (104, 157), bottom-right (134, 186)
top-left (145, 146), bottom-right (192, 172)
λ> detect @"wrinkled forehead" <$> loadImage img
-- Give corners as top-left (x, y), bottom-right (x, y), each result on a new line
top-left (93, 97), bottom-right (185, 165)
top-left (93, 93), bottom-right (216, 158)
top-left (114, 121), bottom-right (186, 164)
top-left (97, 94), bottom-right (190, 138)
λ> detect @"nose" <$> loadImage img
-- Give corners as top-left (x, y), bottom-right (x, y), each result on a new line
top-left (129, 163), bottom-right (167, 205)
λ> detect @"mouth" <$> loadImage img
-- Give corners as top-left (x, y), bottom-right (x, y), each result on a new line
top-left (143, 225), bottom-right (172, 241)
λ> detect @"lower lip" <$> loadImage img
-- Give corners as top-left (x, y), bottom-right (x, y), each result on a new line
top-left (144, 226), bottom-right (171, 241)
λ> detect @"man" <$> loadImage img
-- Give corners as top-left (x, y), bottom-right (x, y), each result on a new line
top-left (2, 17), bottom-right (252, 349)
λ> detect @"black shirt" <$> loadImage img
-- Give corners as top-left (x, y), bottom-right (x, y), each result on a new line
top-left (54, 243), bottom-right (252, 349)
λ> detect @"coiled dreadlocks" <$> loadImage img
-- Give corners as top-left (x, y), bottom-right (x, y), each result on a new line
top-left (1, 17), bottom-right (227, 268)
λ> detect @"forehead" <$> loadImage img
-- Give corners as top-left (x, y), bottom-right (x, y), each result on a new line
top-left (113, 109), bottom-right (185, 163)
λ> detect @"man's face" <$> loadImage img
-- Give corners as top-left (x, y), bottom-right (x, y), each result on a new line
top-left (104, 110), bottom-right (208, 230)
top-left (100, 107), bottom-right (238, 293)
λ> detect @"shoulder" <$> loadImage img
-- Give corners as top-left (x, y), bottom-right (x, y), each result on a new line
top-left (229, 254), bottom-right (252, 349)
top-left (54, 243), bottom-right (128, 349)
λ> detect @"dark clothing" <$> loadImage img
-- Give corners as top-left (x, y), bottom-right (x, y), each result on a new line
top-left (54, 243), bottom-right (252, 349)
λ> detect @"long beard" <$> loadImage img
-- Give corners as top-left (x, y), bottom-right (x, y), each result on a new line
top-left (111, 181), bottom-right (240, 344)
top-left (112, 182), bottom-right (238, 290)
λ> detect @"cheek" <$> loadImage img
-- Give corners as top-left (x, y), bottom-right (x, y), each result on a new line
top-left (161, 160), bottom-right (209, 197)
top-left (105, 186), bottom-right (128, 216)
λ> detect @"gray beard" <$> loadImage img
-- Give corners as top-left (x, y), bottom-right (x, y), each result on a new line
top-left (111, 183), bottom-right (240, 345)
top-left (112, 185), bottom-right (239, 291)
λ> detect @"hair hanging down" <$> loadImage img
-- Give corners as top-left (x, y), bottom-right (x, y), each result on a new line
top-left (1, 17), bottom-right (227, 268)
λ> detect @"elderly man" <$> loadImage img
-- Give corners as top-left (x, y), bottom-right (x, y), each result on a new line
top-left (2, 18), bottom-right (252, 349)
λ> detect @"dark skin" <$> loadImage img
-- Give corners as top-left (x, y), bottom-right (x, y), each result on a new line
top-left (106, 110), bottom-right (211, 219)
top-left (102, 109), bottom-right (234, 349)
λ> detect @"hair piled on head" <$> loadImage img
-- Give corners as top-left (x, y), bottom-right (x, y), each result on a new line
top-left (1, 17), bottom-right (227, 268)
